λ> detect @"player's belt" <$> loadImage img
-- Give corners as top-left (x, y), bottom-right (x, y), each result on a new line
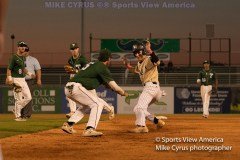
top-left (144, 82), bottom-right (157, 86)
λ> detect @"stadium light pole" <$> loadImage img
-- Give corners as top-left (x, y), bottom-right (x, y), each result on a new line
top-left (81, 0), bottom-right (85, 55)
top-left (10, 34), bottom-right (15, 54)
top-left (188, 33), bottom-right (192, 67)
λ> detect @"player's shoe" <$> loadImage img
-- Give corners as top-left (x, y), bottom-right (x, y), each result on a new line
top-left (128, 126), bottom-right (149, 133)
top-left (14, 117), bottom-right (27, 122)
top-left (108, 106), bottom-right (115, 120)
top-left (62, 122), bottom-right (77, 134)
top-left (82, 128), bottom-right (103, 137)
top-left (65, 112), bottom-right (74, 119)
top-left (156, 120), bottom-right (165, 129)
top-left (202, 114), bottom-right (208, 118)
top-left (154, 116), bottom-right (166, 129)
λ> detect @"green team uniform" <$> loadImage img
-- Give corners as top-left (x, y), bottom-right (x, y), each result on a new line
top-left (69, 61), bottom-right (113, 90)
top-left (68, 55), bottom-right (87, 72)
top-left (197, 69), bottom-right (216, 86)
top-left (8, 54), bottom-right (26, 78)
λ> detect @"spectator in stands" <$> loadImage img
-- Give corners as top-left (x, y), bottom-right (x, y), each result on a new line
top-left (159, 60), bottom-right (165, 73)
top-left (167, 60), bottom-right (174, 72)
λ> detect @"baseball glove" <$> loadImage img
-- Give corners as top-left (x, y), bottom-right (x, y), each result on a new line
top-left (64, 65), bottom-right (76, 74)
top-left (12, 83), bottom-right (22, 93)
top-left (208, 88), bottom-right (217, 95)
top-left (211, 88), bottom-right (218, 95)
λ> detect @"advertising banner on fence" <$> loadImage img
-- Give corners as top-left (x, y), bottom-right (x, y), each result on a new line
top-left (117, 87), bottom-right (174, 114)
top-left (0, 87), bottom-right (62, 113)
top-left (174, 87), bottom-right (231, 113)
top-left (101, 39), bottom-right (180, 53)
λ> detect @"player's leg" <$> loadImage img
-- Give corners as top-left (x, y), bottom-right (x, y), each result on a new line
top-left (13, 89), bottom-right (23, 119)
top-left (21, 79), bottom-right (34, 118)
top-left (204, 85), bottom-right (212, 117)
top-left (12, 78), bottom-right (31, 121)
top-left (146, 86), bottom-right (166, 128)
top-left (130, 87), bottom-right (157, 133)
top-left (66, 97), bottom-right (77, 118)
top-left (62, 104), bottom-right (85, 134)
top-left (20, 80), bottom-right (32, 107)
top-left (201, 85), bottom-right (207, 117)
top-left (89, 89), bottom-right (115, 120)
top-left (62, 83), bottom-right (104, 136)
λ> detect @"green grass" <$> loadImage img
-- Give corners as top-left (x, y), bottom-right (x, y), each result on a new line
top-left (0, 114), bottom-right (87, 139)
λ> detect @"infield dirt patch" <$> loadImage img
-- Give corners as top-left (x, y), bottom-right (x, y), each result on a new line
top-left (1, 115), bottom-right (240, 160)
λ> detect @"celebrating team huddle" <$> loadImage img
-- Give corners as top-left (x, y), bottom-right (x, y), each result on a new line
top-left (6, 40), bottom-right (217, 137)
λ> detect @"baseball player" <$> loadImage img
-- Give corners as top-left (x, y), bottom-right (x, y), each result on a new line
top-left (197, 60), bottom-right (218, 118)
top-left (62, 49), bottom-right (128, 137)
top-left (21, 46), bottom-right (42, 119)
top-left (64, 43), bottom-right (87, 118)
top-left (122, 40), bottom-right (166, 133)
top-left (64, 43), bottom-right (115, 120)
top-left (6, 41), bottom-right (35, 121)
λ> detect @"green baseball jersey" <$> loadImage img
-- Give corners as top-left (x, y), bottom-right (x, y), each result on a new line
top-left (8, 54), bottom-right (26, 78)
top-left (197, 69), bottom-right (216, 86)
top-left (69, 61), bottom-right (114, 90)
top-left (68, 54), bottom-right (87, 71)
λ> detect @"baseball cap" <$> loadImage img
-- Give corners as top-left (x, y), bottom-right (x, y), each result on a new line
top-left (17, 41), bottom-right (27, 47)
top-left (203, 60), bottom-right (210, 64)
top-left (70, 43), bottom-right (79, 50)
top-left (98, 49), bottom-right (112, 62)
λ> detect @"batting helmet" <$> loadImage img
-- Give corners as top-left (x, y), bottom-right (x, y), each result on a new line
top-left (132, 43), bottom-right (146, 56)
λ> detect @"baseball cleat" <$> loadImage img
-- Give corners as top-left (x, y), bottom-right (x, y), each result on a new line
top-left (156, 120), bottom-right (165, 129)
top-left (65, 112), bottom-right (74, 119)
top-left (202, 115), bottom-right (209, 118)
top-left (62, 122), bottom-right (77, 134)
top-left (128, 126), bottom-right (149, 133)
top-left (108, 106), bottom-right (115, 120)
top-left (14, 117), bottom-right (27, 122)
top-left (82, 128), bottom-right (103, 137)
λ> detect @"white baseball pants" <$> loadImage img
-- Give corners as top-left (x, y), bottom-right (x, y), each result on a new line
top-left (65, 82), bottom-right (104, 129)
top-left (12, 78), bottom-right (32, 118)
top-left (133, 82), bottom-right (163, 126)
top-left (200, 85), bottom-right (212, 116)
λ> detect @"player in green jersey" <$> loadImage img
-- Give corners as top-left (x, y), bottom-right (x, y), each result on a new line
top-left (65, 43), bottom-right (87, 118)
top-left (197, 60), bottom-right (218, 118)
top-left (64, 43), bottom-right (115, 120)
top-left (62, 49), bottom-right (128, 137)
top-left (6, 41), bottom-right (35, 121)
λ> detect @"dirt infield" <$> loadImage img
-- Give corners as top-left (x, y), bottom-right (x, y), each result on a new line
top-left (1, 114), bottom-right (240, 160)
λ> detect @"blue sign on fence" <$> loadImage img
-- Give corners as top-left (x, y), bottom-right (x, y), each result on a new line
top-left (174, 87), bottom-right (231, 113)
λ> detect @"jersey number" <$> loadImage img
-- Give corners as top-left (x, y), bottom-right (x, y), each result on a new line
top-left (201, 78), bottom-right (206, 82)
top-left (18, 69), bottom-right (22, 74)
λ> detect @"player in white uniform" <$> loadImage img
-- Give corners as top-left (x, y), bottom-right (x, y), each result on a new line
top-left (123, 41), bottom-right (167, 133)
top-left (197, 60), bottom-right (218, 118)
